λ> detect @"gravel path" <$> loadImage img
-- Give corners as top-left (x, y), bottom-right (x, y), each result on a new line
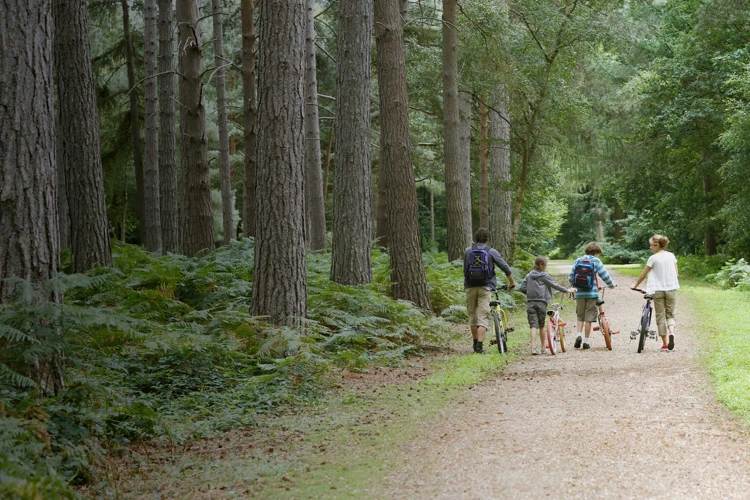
top-left (383, 265), bottom-right (750, 499)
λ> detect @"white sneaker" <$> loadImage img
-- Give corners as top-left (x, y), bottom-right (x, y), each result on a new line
top-left (531, 347), bottom-right (540, 355)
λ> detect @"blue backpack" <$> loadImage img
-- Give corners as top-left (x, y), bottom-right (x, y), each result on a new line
top-left (573, 257), bottom-right (596, 289)
top-left (466, 247), bottom-right (494, 286)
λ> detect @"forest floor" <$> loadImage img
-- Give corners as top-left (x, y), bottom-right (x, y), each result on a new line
top-left (98, 265), bottom-right (750, 499)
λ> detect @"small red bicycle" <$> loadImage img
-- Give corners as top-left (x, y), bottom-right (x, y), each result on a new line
top-left (545, 294), bottom-right (569, 355)
top-left (592, 287), bottom-right (617, 350)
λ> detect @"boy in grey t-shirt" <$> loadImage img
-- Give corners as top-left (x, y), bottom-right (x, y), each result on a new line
top-left (519, 256), bottom-right (575, 355)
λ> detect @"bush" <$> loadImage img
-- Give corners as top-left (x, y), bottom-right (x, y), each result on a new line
top-left (709, 258), bottom-right (750, 290)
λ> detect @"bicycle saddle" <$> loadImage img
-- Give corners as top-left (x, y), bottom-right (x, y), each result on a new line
top-left (490, 300), bottom-right (501, 307)
top-left (643, 294), bottom-right (654, 300)
top-left (596, 298), bottom-right (605, 306)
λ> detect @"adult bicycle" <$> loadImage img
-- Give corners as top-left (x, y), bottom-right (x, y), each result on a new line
top-left (631, 288), bottom-right (657, 353)
top-left (592, 287), bottom-right (617, 350)
top-left (488, 285), bottom-right (514, 354)
top-left (545, 293), bottom-right (570, 355)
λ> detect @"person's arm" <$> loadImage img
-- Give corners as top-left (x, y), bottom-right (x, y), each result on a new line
top-left (596, 260), bottom-right (616, 288)
top-left (518, 276), bottom-right (528, 294)
top-left (541, 273), bottom-right (572, 294)
top-left (632, 266), bottom-right (651, 289)
top-left (491, 250), bottom-right (515, 289)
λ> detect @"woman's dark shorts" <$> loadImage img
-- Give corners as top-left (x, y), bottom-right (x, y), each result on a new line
top-left (526, 301), bottom-right (547, 328)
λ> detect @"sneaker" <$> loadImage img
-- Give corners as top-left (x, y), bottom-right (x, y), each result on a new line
top-left (660, 345), bottom-right (669, 352)
top-left (574, 336), bottom-right (582, 349)
top-left (582, 343), bottom-right (591, 350)
top-left (531, 347), bottom-right (540, 355)
top-left (475, 342), bottom-right (484, 354)
top-left (668, 334), bottom-right (675, 351)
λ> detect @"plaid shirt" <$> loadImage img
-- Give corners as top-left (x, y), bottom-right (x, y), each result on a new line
top-left (568, 255), bottom-right (615, 298)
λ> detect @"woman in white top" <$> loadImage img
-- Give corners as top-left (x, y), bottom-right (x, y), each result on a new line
top-left (631, 234), bottom-right (679, 351)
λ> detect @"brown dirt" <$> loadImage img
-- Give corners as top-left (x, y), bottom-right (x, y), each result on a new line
top-left (380, 265), bottom-right (750, 499)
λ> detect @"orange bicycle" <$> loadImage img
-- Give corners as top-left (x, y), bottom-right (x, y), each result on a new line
top-left (592, 287), bottom-right (617, 350)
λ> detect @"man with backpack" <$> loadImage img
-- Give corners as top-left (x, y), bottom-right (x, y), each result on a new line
top-left (463, 228), bottom-right (516, 354)
top-left (568, 242), bottom-right (616, 350)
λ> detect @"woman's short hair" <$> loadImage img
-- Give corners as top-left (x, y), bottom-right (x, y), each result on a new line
top-left (534, 255), bottom-right (548, 271)
top-left (475, 228), bottom-right (490, 244)
top-left (650, 234), bottom-right (670, 249)
top-left (585, 242), bottom-right (603, 256)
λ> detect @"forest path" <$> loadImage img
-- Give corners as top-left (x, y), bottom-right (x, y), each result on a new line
top-left (380, 265), bottom-right (750, 499)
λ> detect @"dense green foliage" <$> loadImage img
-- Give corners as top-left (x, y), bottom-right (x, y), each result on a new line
top-left (0, 241), bottom-right (488, 495)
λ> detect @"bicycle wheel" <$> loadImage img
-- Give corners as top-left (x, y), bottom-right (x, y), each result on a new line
top-left (599, 314), bottom-right (612, 351)
top-left (492, 309), bottom-right (507, 354)
top-left (559, 323), bottom-right (566, 353)
top-left (637, 315), bottom-right (647, 353)
top-left (547, 321), bottom-right (557, 355)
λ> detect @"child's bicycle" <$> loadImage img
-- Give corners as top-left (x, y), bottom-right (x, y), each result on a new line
top-left (631, 288), bottom-right (657, 353)
top-left (592, 286), bottom-right (617, 350)
top-left (488, 285), bottom-right (514, 354)
top-left (545, 293), bottom-right (570, 355)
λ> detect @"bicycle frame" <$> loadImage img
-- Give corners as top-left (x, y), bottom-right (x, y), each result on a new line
top-left (546, 295), bottom-right (568, 354)
top-left (593, 287), bottom-right (614, 350)
top-left (489, 285), bottom-right (514, 354)
top-left (631, 288), bottom-right (657, 352)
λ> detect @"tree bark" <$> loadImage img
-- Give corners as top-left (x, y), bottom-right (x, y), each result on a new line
top-left (177, 0), bottom-right (214, 257)
top-left (374, 0), bottom-right (431, 310)
top-left (488, 88), bottom-right (512, 260)
top-left (400, 0), bottom-right (408, 21)
top-left (212, 0), bottom-right (236, 245)
top-left (54, 0), bottom-right (112, 272)
top-left (1, 0), bottom-right (64, 393)
top-left (304, 0), bottom-right (327, 250)
top-left (55, 103), bottom-right (70, 250)
top-left (121, 0), bottom-right (144, 244)
top-left (331, 0), bottom-right (373, 285)
top-left (375, 152), bottom-right (389, 248)
top-left (703, 169), bottom-right (717, 256)
top-left (252, 0), bottom-right (307, 325)
top-left (143, 0), bottom-right (162, 252)
top-left (478, 96), bottom-right (489, 230)
top-left (442, 0), bottom-right (471, 261)
top-left (241, 0), bottom-right (258, 238)
top-left (158, 0), bottom-right (178, 253)
top-left (458, 90), bottom-right (473, 231)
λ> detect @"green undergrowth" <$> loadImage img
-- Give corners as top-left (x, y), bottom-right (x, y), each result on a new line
top-left (681, 286), bottom-right (750, 425)
top-left (0, 240), bottom-right (523, 497)
top-left (111, 311), bottom-right (527, 499)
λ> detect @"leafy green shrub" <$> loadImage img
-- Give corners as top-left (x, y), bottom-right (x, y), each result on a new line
top-left (599, 242), bottom-right (649, 264)
top-left (710, 258), bottom-right (750, 290)
top-left (678, 254), bottom-right (729, 280)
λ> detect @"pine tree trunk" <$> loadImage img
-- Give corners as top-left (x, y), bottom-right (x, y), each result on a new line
top-left (143, 0), bottom-right (162, 252)
top-left (458, 90), bottom-right (472, 232)
top-left (1, 0), bottom-right (64, 393)
top-left (252, 0), bottom-right (307, 325)
top-left (177, 0), bottom-right (214, 257)
top-left (158, 0), bottom-right (179, 253)
top-left (442, 0), bottom-right (471, 261)
top-left (54, 0), bottom-right (112, 272)
top-left (478, 96), bottom-right (489, 230)
top-left (304, 0), bottom-right (327, 250)
top-left (331, 0), bottom-right (373, 285)
top-left (400, 0), bottom-right (408, 21)
top-left (375, 154), bottom-right (389, 248)
top-left (241, 0), bottom-right (258, 238)
top-left (374, 0), bottom-right (431, 310)
top-left (489, 88), bottom-right (512, 261)
top-left (121, 0), bottom-right (144, 244)
top-left (55, 103), bottom-right (70, 250)
top-left (212, 0), bottom-right (236, 245)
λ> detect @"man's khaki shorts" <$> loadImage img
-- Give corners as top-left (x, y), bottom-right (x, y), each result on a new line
top-left (466, 287), bottom-right (491, 329)
top-left (576, 298), bottom-right (598, 323)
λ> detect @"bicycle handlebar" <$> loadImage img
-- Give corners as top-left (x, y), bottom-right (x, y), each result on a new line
top-left (631, 288), bottom-right (647, 294)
